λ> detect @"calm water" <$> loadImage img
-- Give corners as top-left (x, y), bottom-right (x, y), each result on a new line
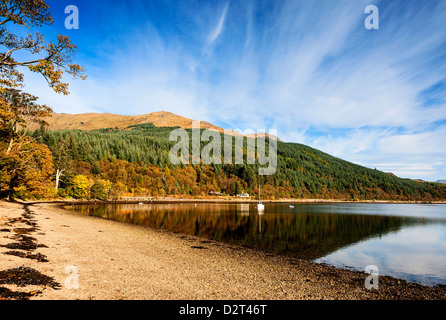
top-left (66, 202), bottom-right (446, 286)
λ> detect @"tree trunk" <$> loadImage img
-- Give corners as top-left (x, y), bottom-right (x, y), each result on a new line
top-left (6, 138), bottom-right (14, 155)
top-left (55, 168), bottom-right (64, 191)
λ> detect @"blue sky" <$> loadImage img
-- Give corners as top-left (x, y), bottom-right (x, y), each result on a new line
top-left (20, 0), bottom-right (446, 181)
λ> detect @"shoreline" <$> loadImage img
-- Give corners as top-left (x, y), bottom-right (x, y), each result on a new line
top-left (1, 200), bottom-right (445, 300)
top-left (17, 197), bottom-right (446, 206)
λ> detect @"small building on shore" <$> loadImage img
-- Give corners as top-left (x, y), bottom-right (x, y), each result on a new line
top-left (237, 193), bottom-right (250, 198)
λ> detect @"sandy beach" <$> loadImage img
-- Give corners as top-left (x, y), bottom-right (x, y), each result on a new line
top-left (0, 200), bottom-right (445, 300)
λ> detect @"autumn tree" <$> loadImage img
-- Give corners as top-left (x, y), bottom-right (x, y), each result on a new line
top-left (0, 0), bottom-right (85, 198)
top-left (2, 135), bottom-right (54, 198)
top-left (70, 174), bottom-right (89, 199)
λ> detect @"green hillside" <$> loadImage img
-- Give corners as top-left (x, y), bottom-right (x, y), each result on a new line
top-left (28, 123), bottom-right (446, 201)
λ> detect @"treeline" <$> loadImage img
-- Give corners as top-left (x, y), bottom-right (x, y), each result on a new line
top-left (21, 123), bottom-right (446, 201)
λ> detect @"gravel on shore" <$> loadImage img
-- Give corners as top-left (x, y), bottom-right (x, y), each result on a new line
top-left (0, 200), bottom-right (445, 300)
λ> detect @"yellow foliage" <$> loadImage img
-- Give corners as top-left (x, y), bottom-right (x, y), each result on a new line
top-left (70, 175), bottom-right (89, 199)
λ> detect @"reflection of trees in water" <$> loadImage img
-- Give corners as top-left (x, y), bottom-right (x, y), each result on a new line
top-left (248, 213), bottom-right (412, 259)
top-left (68, 204), bottom-right (418, 260)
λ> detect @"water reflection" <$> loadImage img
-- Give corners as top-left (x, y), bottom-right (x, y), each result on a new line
top-left (238, 203), bottom-right (250, 216)
top-left (66, 203), bottom-right (432, 260)
top-left (66, 202), bottom-right (446, 285)
top-left (315, 224), bottom-right (446, 286)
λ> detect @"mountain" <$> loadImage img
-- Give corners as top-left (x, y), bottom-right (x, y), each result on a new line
top-left (437, 180), bottom-right (446, 184)
top-left (27, 112), bottom-right (446, 202)
top-left (30, 111), bottom-right (221, 131)
top-left (30, 111), bottom-right (280, 140)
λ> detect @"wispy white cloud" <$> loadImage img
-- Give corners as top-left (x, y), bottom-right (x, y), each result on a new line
top-left (208, 2), bottom-right (229, 44)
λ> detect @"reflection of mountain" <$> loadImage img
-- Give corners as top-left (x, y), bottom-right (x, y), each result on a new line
top-left (68, 203), bottom-right (419, 260)
top-left (239, 213), bottom-right (412, 260)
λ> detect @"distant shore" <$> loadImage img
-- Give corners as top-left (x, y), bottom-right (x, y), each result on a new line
top-left (17, 196), bottom-right (446, 206)
top-left (1, 200), bottom-right (446, 300)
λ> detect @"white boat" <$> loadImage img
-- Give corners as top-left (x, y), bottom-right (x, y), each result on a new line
top-left (257, 184), bottom-right (264, 211)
